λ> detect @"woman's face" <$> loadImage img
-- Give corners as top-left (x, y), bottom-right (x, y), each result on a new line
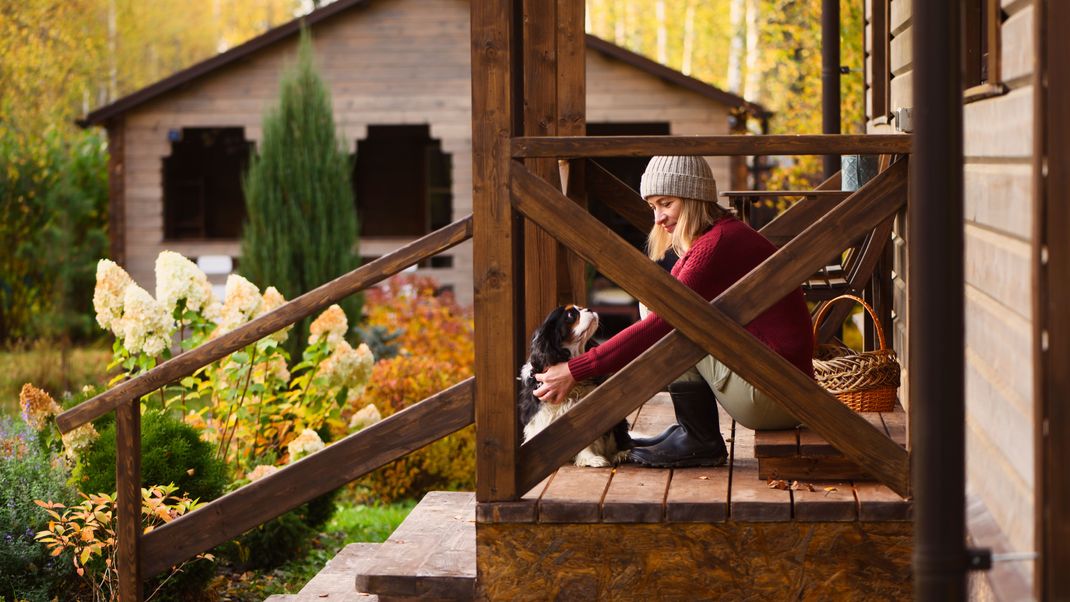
top-left (647, 195), bottom-right (683, 234)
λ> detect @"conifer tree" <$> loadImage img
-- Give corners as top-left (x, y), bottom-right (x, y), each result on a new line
top-left (240, 27), bottom-right (359, 356)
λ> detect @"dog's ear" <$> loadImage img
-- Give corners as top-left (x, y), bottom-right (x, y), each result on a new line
top-left (529, 306), bottom-right (572, 371)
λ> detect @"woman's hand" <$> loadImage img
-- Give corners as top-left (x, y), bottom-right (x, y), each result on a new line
top-left (533, 362), bottom-right (576, 405)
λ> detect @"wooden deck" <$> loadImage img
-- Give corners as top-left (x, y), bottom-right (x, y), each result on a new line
top-left (475, 393), bottom-right (913, 600)
top-left (477, 393), bottom-right (911, 525)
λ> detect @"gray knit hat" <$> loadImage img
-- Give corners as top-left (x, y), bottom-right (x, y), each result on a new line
top-left (639, 156), bottom-right (718, 202)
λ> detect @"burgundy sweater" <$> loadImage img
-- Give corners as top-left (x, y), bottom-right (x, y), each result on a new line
top-left (568, 216), bottom-right (815, 381)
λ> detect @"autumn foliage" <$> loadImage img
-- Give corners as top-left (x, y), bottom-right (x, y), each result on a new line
top-left (350, 276), bottom-right (476, 502)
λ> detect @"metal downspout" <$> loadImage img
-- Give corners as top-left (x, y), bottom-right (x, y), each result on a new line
top-left (910, 1), bottom-right (967, 600)
top-left (821, 0), bottom-right (841, 180)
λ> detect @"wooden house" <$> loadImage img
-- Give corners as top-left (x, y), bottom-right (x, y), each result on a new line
top-left (56, 0), bottom-right (1069, 600)
top-left (80, 0), bottom-right (764, 307)
top-left (864, 0), bottom-right (1059, 597)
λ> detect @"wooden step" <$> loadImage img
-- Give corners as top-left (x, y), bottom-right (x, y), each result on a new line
top-left (754, 402), bottom-right (907, 481)
top-left (355, 491), bottom-right (476, 600)
top-left (263, 543), bottom-right (380, 602)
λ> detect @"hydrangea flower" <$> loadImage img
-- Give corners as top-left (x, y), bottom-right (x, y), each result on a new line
top-left (117, 284), bottom-right (175, 356)
top-left (259, 286), bottom-right (290, 342)
top-left (93, 259), bottom-right (133, 332)
top-left (348, 403), bottom-right (382, 432)
top-left (308, 304), bottom-right (348, 348)
top-left (287, 428), bottom-right (325, 462)
top-left (154, 251), bottom-right (214, 315)
top-left (246, 464), bottom-right (280, 482)
top-left (317, 341), bottom-right (374, 391)
top-left (61, 423), bottom-right (99, 460)
top-left (18, 384), bottom-right (61, 431)
top-left (215, 274), bottom-right (263, 334)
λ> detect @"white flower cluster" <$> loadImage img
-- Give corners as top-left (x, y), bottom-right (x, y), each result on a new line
top-left (93, 259), bottom-right (133, 331)
top-left (214, 274), bottom-right (263, 334)
top-left (154, 251), bottom-right (214, 315)
top-left (348, 403), bottom-right (382, 432)
top-left (318, 341), bottom-right (375, 392)
top-left (287, 428), bottom-right (325, 462)
top-left (308, 304), bottom-right (348, 348)
top-left (255, 356), bottom-right (291, 385)
top-left (260, 286), bottom-right (290, 342)
top-left (61, 423), bottom-right (100, 460)
top-left (246, 464), bottom-right (279, 482)
top-left (116, 284), bottom-right (175, 356)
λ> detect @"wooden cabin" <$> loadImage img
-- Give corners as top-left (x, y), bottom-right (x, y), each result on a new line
top-left (56, 0), bottom-right (1069, 600)
top-left (80, 0), bottom-right (764, 307)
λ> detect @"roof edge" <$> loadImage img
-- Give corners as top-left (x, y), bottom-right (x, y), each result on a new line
top-left (79, 3), bottom-right (767, 127)
top-left (583, 34), bottom-right (768, 118)
top-left (79, 0), bottom-right (371, 127)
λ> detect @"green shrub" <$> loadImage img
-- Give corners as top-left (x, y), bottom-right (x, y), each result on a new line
top-left (73, 410), bottom-right (227, 503)
top-left (0, 417), bottom-right (76, 602)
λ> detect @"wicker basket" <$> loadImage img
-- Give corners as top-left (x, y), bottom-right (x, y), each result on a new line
top-left (812, 294), bottom-right (900, 412)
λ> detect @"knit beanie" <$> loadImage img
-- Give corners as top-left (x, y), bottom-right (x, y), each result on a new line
top-left (639, 156), bottom-right (719, 202)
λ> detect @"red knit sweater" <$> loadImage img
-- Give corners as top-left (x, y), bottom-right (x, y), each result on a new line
top-left (568, 216), bottom-right (815, 381)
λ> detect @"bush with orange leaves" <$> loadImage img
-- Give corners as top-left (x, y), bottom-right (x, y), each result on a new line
top-left (347, 275), bottom-right (475, 503)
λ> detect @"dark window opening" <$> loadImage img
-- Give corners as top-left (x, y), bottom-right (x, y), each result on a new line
top-left (352, 125), bottom-right (453, 237)
top-left (163, 128), bottom-right (252, 240)
top-left (964, 0), bottom-right (1003, 91)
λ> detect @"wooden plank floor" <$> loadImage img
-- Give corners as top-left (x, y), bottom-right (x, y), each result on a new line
top-left (477, 392), bottom-right (911, 524)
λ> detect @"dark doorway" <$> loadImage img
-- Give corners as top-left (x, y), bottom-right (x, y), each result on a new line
top-left (163, 127), bottom-right (252, 240)
top-left (585, 122), bottom-right (672, 338)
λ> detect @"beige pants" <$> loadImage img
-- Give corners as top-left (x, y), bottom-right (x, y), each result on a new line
top-left (639, 305), bottom-right (799, 430)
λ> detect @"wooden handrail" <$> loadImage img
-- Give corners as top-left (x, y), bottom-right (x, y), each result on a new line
top-left (510, 159), bottom-right (911, 496)
top-left (140, 378), bottom-right (474, 578)
top-left (55, 216), bottom-right (474, 433)
top-left (512, 134), bottom-right (912, 158)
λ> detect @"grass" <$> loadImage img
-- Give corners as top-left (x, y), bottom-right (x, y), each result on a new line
top-left (211, 498), bottom-right (417, 601)
top-left (0, 342), bottom-right (111, 416)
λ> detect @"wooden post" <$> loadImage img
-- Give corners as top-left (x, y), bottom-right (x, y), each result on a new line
top-left (521, 0), bottom-right (587, 338)
top-left (472, 0), bottom-right (521, 502)
top-left (115, 402), bottom-right (142, 601)
top-left (1037, 0), bottom-right (1070, 597)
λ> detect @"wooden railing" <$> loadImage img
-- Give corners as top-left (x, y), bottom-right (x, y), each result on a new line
top-left (54, 216), bottom-right (474, 600)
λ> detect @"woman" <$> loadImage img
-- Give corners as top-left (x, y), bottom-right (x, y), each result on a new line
top-left (533, 155), bottom-right (814, 468)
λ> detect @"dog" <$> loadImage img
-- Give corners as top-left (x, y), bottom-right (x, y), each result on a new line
top-left (518, 304), bottom-right (632, 467)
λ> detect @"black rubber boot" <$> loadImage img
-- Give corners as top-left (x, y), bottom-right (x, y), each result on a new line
top-left (629, 424), bottom-right (680, 447)
top-left (628, 381), bottom-right (728, 467)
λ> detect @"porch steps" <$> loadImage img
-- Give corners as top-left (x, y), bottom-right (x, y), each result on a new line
top-left (354, 491), bottom-right (476, 601)
top-left (264, 543), bottom-right (380, 602)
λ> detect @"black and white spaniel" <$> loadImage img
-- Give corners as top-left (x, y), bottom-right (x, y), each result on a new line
top-left (518, 304), bottom-right (632, 467)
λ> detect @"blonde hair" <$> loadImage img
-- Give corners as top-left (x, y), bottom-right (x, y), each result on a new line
top-left (646, 198), bottom-right (729, 261)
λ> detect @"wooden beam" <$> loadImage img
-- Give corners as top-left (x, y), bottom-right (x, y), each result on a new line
top-left (115, 401), bottom-right (142, 601)
top-left (512, 134), bottom-right (912, 158)
top-left (756, 170), bottom-right (843, 246)
top-left (555, 0), bottom-right (587, 307)
top-left (106, 119), bottom-right (126, 267)
top-left (141, 379), bottom-right (474, 577)
top-left (1038, 0), bottom-right (1070, 597)
top-left (522, 0), bottom-right (563, 338)
top-left (584, 159), bottom-right (653, 233)
top-left (511, 160), bottom-right (910, 496)
top-left (55, 217), bottom-right (473, 433)
top-left (471, 0), bottom-right (520, 502)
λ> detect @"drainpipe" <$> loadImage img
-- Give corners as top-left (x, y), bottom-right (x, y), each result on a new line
top-left (910, 1), bottom-right (966, 600)
top-left (821, 0), bottom-right (840, 180)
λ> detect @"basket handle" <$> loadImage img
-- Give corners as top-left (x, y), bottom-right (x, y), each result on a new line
top-left (812, 294), bottom-right (889, 351)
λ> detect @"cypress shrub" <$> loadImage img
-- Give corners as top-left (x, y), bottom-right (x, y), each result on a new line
top-left (240, 27), bottom-right (360, 358)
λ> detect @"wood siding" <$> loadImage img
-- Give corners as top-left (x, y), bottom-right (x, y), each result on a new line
top-left (868, 0), bottom-right (1037, 594)
top-left (114, 0), bottom-right (732, 306)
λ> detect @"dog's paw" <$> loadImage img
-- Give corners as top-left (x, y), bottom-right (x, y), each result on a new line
top-left (612, 450), bottom-right (631, 465)
top-left (574, 453), bottom-right (610, 468)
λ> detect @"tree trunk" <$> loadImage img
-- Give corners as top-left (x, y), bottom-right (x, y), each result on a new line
top-left (682, 0), bottom-right (697, 76)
